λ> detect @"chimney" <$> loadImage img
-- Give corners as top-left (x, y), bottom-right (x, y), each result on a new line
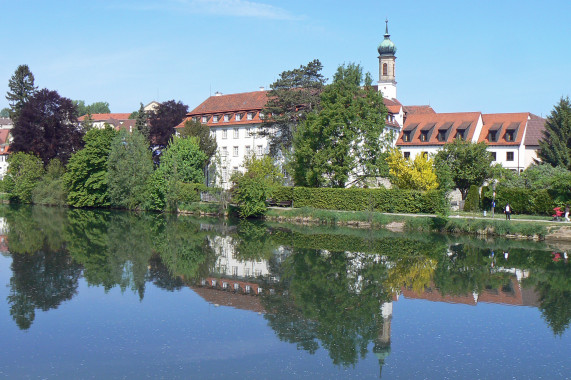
top-left (215, 91), bottom-right (222, 96)
top-left (259, 86), bottom-right (265, 91)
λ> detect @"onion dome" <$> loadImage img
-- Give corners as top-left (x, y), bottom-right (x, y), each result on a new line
top-left (378, 19), bottom-right (397, 56)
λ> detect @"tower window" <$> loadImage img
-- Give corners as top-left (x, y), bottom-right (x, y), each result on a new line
top-left (383, 63), bottom-right (388, 76)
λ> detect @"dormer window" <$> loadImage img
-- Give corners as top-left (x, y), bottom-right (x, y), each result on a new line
top-left (488, 131), bottom-right (497, 142)
top-left (247, 112), bottom-right (253, 120)
top-left (437, 131), bottom-right (446, 141)
top-left (455, 130), bottom-right (464, 140)
top-left (213, 115), bottom-right (219, 123)
top-left (201, 116), bottom-right (207, 123)
top-left (505, 131), bottom-right (514, 142)
top-left (192, 117), bottom-right (198, 123)
top-left (236, 114), bottom-right (241, 121)
top-left (403, 132), bottom-right (411, 142)
top-left (224, 114), bottom-right (230, 122)
top-left (420, 131), bottom-right (428, 142)
top-left (259, 112), bottom-right (265, 120)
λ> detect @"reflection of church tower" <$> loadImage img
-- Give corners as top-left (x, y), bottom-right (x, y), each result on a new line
top-left (378, 19), bottom-right (397, 100)
top-left (373, 301), bottom-right (393, 378)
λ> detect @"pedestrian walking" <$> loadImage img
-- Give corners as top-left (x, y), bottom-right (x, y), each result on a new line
top-left (504, 203), bottom-right (511, 220)
top-left (565, 204), bottom-right (570, 222)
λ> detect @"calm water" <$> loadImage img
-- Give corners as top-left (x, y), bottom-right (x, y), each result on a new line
top-left (0, 205), bottom-right (569, 379)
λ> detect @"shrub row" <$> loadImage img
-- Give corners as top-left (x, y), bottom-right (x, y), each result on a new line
top-left (270, 186), bottom-right (448, 214)
top-left (482, 186), bottom-right (570, 215)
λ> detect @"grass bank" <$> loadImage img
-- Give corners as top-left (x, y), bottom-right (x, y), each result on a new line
top-left (265, 207), bottom-right (553, 239)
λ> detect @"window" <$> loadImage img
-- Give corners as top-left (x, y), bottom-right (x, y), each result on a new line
top-left (222, 129), bottom-right (227, 139)
top-left (455, 130), bottom-right (464, 140)
top-left (221, 146), bottom-right (228, 156)
top-left (211, 280), bottom-right (216, 287)
top-left (245, 145), bottom-right (251, 156)
top-left (506, 152), bottom-right (514, 161)
top-left (437, 130), bottom-right (446, 141)
top-left (222, 282), bottom-right (228, 289)
top-left (505, 131), bottom-right (514, 142)
top-left (403, 132), bottom-right (410, 142)
top-left (233, 166), bottom-right (238, 174)
top-left (245, 285), bottom-right (251, 293)
top-left (421, 151), bottom-right (428, 158)
top-left (235, 114), bottom-right (241, 121)
top-left (222, 167), bottom-right (227, 182)
top-left (244, 268), bottom-right (250, 277)
top-left (234, 283), bottom-right (240, 290)
top-left (488, 131), bottom-right (497, 142)
top-left (224, 114), bottom-right (229, 122)
top-left (246, 128), bottom-right (251, 137)
top-left (259, 112), bottom-right (265, 120)
top-left (403, 152), bottom-right (410, 159)
top-left (202, 116), bottom-right (207, 123)
top-left (247, 112), bottom-right (253, 120)
top-left (491, 152), bottom-right (497, 161)
top-left (232, 266), bottom-right (238, 276)
top-left (233, 146), bottom-right (238, 156)
top-left (233, 128), bottom-right (239, 138)
top-left (192, 116), bottom-right (198, 123)
top-left (383, 63), bottom-right (388, 76)
top-left (420, 131), bottom-right (428, 142)
top-left (257, 145), bottom-right (263, 156)
top-left (213, 115), bottom-right (219, 123)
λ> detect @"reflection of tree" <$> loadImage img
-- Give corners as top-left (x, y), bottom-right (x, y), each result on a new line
top-left (153, 216), bottom-right (216, 281)
top-left (232, 220), bottom-right (277, 262)
top-left (147, 253), bottom-right (184, 291)
top-left (262, 247), bottom-right (392, 367)
top-left (524, 264), bottom-right (571, 336)
top-left (7, 249), bottom-right (82, 330)
top-left (384, 255), bottom-right (437, 293)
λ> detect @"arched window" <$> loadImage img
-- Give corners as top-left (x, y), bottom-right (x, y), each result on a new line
top-left (383, 63), bottom-right (388, 76)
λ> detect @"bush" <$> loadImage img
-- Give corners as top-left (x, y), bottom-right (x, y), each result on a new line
top-left (481, 185), bottom-right (570, 216)
top-left (463, 185), bottom-right (480, 212)
top-left (177, 183), bottom-right (207, 204)
top-left (270, 186), bottom-right (448, 214)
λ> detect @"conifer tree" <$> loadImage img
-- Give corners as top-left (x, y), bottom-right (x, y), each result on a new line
top-left (5, 64), bottom-right (37, 123)
top-left (538, 97), bottom-right (571, 170)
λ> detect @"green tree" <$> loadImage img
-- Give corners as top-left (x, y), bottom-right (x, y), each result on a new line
top-left (3, 152), bottom-right (44, 203)
top-left (261, 59), bottom-right (327, 155)
top-left (231, 155), bottom-right (283, 218)
top-left (538, 97), bottom-right (571, 170)
top-left (64, 127), bottom-right (118, 207)
top-left (107, 129), bottom-right (154, 210)
top-left (386, 149), bottom-right (439, 190)
top-left (291, 63), bottom-right (389, 187)
top-left (463, 184), bottom-right (480, 211)
top-left (82, 112), bottom-right (94, 132)
top-left (32, 158), bottom-right (67, 206)
top-left (134, 103), bottom-right (149, 138)
top-left (145, 136), bottom-right (207, 211)
top-left (0, 108), bottom-right (9, 118)
top-left (434, 140), bottom-right (492, 199)
top-left (73, 100), bottom-right (111, 116)
top-left (179, 119), bottom-right (217, 164)
top-left (5, 64), bottom-right (37, 123)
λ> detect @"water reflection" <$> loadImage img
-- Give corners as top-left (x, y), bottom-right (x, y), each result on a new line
top-left (0, 205), bottom-right (569, 372)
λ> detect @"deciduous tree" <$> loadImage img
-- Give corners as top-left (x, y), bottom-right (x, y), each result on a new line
top-left (148, 100), bottom-right (188, 149)
top-left (291, 63), bottom-right (388, 187)
top-left (261, 59), bottom-right (326, 156)
top-left (179, 119), bottom-right (217, 164)
top-left (107, 130), bottom-right (154, 210)
top-left (73, 100), bottom-right (111, 116)
top-left (11, 89), bottom-right (84, 165)
top-left (386, 149), bottom-right (438, 190)
top-left (3, 152), bottom-right (44, 203)
top-left (538, 97), bottom-right (571, 170)
top-left (63, 127), bottom-right (118, 207)
top-left (433, 140), bottom-right (492, 199)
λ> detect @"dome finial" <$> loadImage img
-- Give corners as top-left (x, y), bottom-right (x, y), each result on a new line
top-left (385, 19), bottom-right (389, 36)
top-left (378, 19), bottom-right (396, 56)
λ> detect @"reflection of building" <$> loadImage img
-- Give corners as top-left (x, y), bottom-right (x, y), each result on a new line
top-left (374, 301), bottom-right (393, 378)
top-left (209, 235), bottom-right (271, 279)
top-left (192, 279), bottom-right (265, 313)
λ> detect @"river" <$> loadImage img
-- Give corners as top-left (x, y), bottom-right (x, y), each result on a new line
top-left (0, 205), bottom-right (569, 379)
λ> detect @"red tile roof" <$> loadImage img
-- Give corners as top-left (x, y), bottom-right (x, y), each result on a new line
top-left (0, 129), bottom-right (11, 145)
top-left (188, 91), bottom-right (269, 115)
top-left (78, 113), bottom-right (132, 121)
top-left (523, 114), bottom-right (546, 146)
top-left (478, 113), bottom-right (529, 146)
top-left (397, 112), bottom-right (481, 146)
top-left (403, 105), bottom-right (436, 115)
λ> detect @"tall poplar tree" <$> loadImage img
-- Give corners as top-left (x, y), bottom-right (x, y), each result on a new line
top-left (537, 97), bottom-right (571, 170)
top-left (5, 64), bottom-right (37, 123)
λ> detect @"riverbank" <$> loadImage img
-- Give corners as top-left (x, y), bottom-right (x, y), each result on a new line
top-left (264, 207), bottom-right (570, 241)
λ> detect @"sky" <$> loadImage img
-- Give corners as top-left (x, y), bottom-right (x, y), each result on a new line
top-left (1, 0), bottom-right (570, 117)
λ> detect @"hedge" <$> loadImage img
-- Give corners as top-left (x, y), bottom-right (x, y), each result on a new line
top-left (481, 185), bottom-right (570, 215)
top-left (270, 186), bottom-right (448, 214)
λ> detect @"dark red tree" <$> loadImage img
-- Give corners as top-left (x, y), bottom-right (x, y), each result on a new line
top-left (11, 89), bottom-right (84, 165)
top-left (148, 100), bottom-right (188, 149)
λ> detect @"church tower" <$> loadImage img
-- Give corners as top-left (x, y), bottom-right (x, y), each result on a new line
top-left (378, 20), bottom-right (397, 100)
